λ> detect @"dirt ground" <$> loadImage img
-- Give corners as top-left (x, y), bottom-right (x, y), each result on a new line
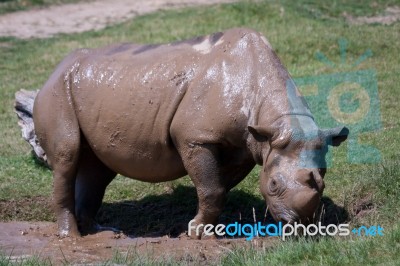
top-left (0, 0), bottom-right (236, 39)
top-left (0, 221), bottom-right (277, 264)
top-left (0, 191), bottom-right (277, 263)
top-left (344, 6), bottom-right (400, 25)
top-left (0, 194), bottom-right (349, 264)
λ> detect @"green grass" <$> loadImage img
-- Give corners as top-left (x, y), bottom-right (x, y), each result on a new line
top-left (0, 0), bottom-right (399, 264)
top-left (0, 253), bottom-right (52, 266)
top-left (280, 0), bottom-right (400, 19)
top-left (221, 222), bottom-right (400, 265)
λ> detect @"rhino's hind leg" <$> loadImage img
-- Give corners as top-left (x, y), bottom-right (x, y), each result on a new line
top-left (75, 143), bottom-right (116, 235)
top-left (44, 130), bottom-right (81, 237)
top-left (52, 154), bottom-right (81, 238)
top-left (32, 71), bottom-right (88, 237)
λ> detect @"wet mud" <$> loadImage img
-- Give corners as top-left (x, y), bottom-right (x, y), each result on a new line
top-left (0, 221), bottom-right (275, 264)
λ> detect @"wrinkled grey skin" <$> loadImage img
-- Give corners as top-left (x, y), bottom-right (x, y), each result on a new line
top-left (33, 28), bottom-right (349, 238)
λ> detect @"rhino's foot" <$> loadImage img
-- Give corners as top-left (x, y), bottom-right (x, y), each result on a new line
top-left (188, 230), bottom-right (218, 240)
top-left (57, 211), bottom-right (81, 238)
top-left (78, 220), bottom-right (121, 236)
top-left (188, 215), bottom-right (221, 240)
top-left (188, 219), bottom-right (202, 239)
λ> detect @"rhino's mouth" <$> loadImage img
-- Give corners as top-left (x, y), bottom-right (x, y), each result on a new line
top-left (275, 211), bottom-right (299, 224)
top-left (269, 203), bottom-right (299, 223)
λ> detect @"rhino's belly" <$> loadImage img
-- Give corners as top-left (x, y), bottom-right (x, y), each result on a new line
top-left (73, 82), bottom-right (188, 182)
top-left (75, 96), bottom-right (186, 181)
top-left (87, 137), bottom-right (187, 182)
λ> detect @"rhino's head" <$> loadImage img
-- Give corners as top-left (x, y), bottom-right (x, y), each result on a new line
top-left (249, 116), bottom-right (349, 224)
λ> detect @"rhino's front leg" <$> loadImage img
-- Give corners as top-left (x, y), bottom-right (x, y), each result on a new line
top-left (179, 144), bottom-right (228, 239)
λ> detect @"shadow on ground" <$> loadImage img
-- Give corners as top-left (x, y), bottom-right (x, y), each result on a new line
top-left (97, 185), bottom-right (267, 237)
top-left (96, 185), bottom-right (349, 237)
top-left (319, 196), bottom-right (349, 226)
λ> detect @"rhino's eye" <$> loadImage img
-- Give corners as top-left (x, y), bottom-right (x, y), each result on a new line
top-left (268, 173), bottom-right (286, 196)
top-left (268, 178), bottom-right (279, 195)
top-left (270, 180), bottom-right (277, 190)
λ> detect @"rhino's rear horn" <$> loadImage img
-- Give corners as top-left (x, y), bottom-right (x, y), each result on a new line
top-left (323, 126), bottom-right (350, 147)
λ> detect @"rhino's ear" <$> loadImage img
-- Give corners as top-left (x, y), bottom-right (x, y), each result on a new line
top-left (323, 126), bottom-right (350, 147)
top-left (248, 125), bottom-right (274, 141)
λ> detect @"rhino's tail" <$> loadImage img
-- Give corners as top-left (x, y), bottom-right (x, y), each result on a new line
top-left (14, 89), bottom-right (49, 167)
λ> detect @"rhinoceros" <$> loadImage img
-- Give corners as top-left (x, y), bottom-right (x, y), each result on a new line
top-left (23, 28), bottom-right (348, 238)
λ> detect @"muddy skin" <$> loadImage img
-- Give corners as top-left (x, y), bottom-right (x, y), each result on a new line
top-left (32, 27), bottom-right (349, 238)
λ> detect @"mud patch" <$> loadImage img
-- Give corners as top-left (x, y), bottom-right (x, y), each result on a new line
top-left (0, 189), bottom-right (350, 263)
top-left (0, 187), bottom-right (276, 263)
top-left (0, 222), bottom-right (277, 264)
top-left (351, 194), bottom-right (376, 219)
top-left (0, 193), bottom-right (349, 263)
top-left (345, 6), bottom-right (400, 25)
